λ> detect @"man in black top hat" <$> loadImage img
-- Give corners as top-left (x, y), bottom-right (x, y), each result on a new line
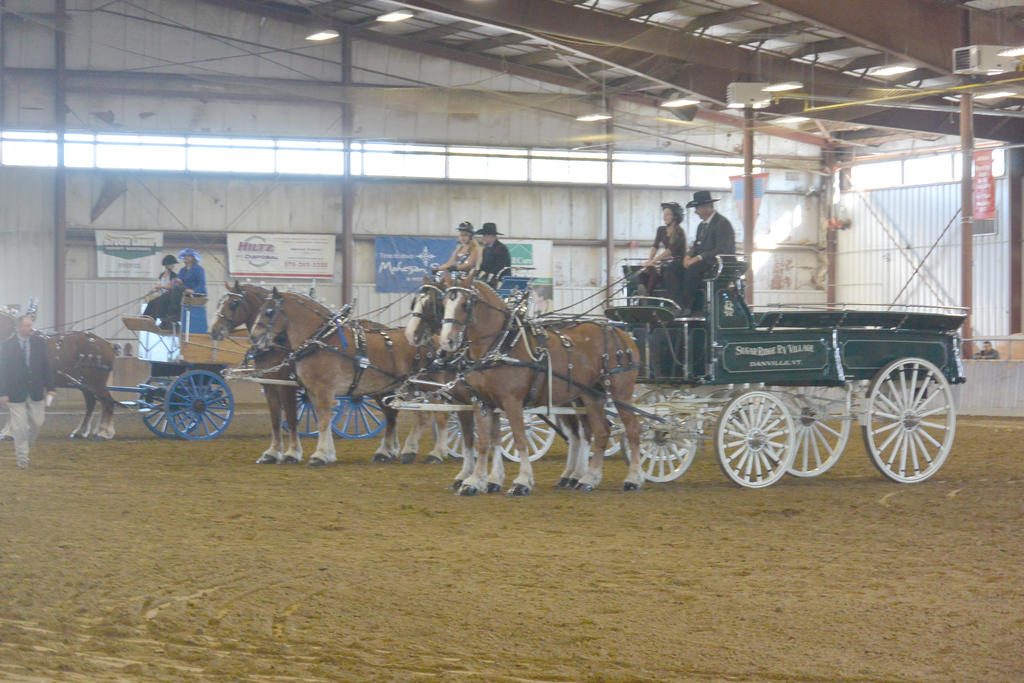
top-left (476, 222), bottom-right (511, 287)
top-left (678, 190), bottom-right (735, 315)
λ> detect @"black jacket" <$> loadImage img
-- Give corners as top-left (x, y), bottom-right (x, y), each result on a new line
top-left (0, 334), bottom-right (55, 402)
top-left (688, 212), bottom-right (736, 263)
top-left (479, 240), bottom-right (512, 282)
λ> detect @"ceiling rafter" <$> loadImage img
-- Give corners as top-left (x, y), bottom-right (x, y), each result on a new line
top-left (627, 0), bottom-right (687, 20)
top-left (758, 0), bottom-right (1024, 74)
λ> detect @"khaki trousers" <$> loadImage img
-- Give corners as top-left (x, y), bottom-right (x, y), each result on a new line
top-left (9, 399), bottom-right (45, 466)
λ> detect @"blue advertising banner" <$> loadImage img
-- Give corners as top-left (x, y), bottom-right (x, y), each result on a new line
top-left (375, 236), bottom-right (456, 292)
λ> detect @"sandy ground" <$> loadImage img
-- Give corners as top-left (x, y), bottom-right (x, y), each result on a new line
top-left (1, 410), bottom-right (1022, 682)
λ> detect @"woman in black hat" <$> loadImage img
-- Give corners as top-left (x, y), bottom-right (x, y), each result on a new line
top-left (638, 202), bottom-right (687, 305)
top-left (433, 221), bottom-right (482, 278)
top-left (142, 254), bottom-right (179, 323)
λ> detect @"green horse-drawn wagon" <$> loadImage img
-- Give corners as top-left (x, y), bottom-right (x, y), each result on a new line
top-left (605, 256), bottom-right (966, 488)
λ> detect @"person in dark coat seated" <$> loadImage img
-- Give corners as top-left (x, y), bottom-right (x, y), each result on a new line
top-left (476, 222), bottom-right (511, 287)
top-left (679, 190), bottom-right (736, 316)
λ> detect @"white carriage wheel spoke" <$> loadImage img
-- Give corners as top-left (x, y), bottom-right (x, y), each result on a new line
top-left (723, 436), bottom-right (748, 449)
top-left (794, 430), bottom-right (809, 470)
top-left (917, 403), bottom-right (952, 419)
top-left (872, 420), bottom-right (901, 435)
top-left (815, 420), bottom-right (843, 439)
top-left (885, 431), bottom-right (905, 469)
top-left (912, 385), bottom-right (941, 410)
top-left (916, 427), bottom-right (944, 448)
top-left (917, 419), bottom-right (950, 431)
top-left (910, 431), bottom-right (934, 465)
top-left (907, 431), bottom-right (922, 475)
top-left (809, 428), bottom-right (825, 467)
top-left (877, 389), bottom-right (903, 414)
top-left (876, 424), bottom-right (903, 454)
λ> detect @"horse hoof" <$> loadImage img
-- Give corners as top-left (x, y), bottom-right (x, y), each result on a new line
top-left (568, 478), bottom-right (580, 488)
top-left (281, 455), bottom-right (300, 465)
top-left (91, 435), bottom-right (109, 442)
top-left (400, 452), bottom-right (417, 465)
top-left (623, 481), bottom-right (640, 492)
top-left (485, 482), bottom-right (502, 494)
top-left (424, 455), bottom-right (444, 465)
top-left (575, 482), bottom-right (595, 493)
top-left (509, 484), bottom-right (531, 497)
top-left (555, 477), bottom-right (571, 488)
top-left (69, 432), bottom-right (81, 439)
top-left (448, 479), bottom-right (463, 491)
top-left (308, 458), bottom-right (330, 467)
top-left (371, 453), bottom-right (393, 463)
top-left (459, 484), bottom-right (479, 496)
top-left (256, 455), bottom-right (278, 465)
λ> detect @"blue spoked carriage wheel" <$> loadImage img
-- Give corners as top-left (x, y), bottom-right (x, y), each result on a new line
top-left (142, 406), bottom-right (177, 438)
top-left (331, 395), bottom-right (386, 439)
top-left (282, 389), bottom-right (320, 437)
top-left (140, 377), bottom-right (177, 438)
top-left (166, 370), bottom-right (235, 440)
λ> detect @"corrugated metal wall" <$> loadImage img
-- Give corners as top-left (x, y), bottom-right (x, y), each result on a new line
top-left (1, 168), bottom-right (56, 329)
top-left (837, 179), bottom-right (1009, 336)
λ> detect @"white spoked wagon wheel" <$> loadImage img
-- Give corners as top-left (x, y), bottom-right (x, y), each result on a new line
top-left (636, 415), bottom-right (702, 483)
top-left (862, 357), bottom-right (956, 483)
top-left (500, 414), bottom-right (557, 463)
top-left (445, 413), bottom-right (468, 459)
top-left (786, 386), bottom-right (851, 477)
top-left (715, 390), bottom-right (795, 488)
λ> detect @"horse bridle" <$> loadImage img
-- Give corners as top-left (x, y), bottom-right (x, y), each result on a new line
top-left (410, 284), bottom-right (446, 336)
top-left (214, 290), bottom-right (253, 330)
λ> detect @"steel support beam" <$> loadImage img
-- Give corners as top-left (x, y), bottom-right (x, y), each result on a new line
top-left (759, 0), bottom-right (1024, 75)
top-left (1011, 147), bottom-right (1023, 333)
top-left (743, 107), bottom-right (755, 305)
top-left (341, 25), bottom-right (354, 307)
top-left (960, 93), bottom-right (974, 353)
top-left (54, 0), bottom-right (67, 330)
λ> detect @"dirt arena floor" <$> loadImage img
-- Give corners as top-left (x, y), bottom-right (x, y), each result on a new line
top-left (1, 409), bottom-right (1022, 682)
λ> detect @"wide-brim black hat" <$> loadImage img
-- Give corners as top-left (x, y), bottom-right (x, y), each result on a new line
top-left (161, 254), bottom-right (179, 266)
top-left (457, 221), bottom-right (475, 233)
top-left (685, 190), bottom-right (720, 208)
top-left (476, 222), bottom-right (503, 236)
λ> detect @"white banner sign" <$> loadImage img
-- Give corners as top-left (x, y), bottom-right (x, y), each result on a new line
top-left (227, 233), bottom-right (335, 279)
top-left (95, 231), bottom-right (163, 279)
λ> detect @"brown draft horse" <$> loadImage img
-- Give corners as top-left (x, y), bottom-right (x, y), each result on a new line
top-left (212, 283), bottom-right (454, 465)
top-left (438, 274), bottom-right (644, 495)
top-left (0, 308), bottom-right (118, 440)
top-left (250, 288), bottom-right (451, 466)
top-left (405, 275), bottom-right (596, 491)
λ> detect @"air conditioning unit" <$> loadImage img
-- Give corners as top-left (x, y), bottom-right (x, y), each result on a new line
top-left (726, 82), bottom-right (771, 108)
top-left (952, 45), bottom-right (1014, 75)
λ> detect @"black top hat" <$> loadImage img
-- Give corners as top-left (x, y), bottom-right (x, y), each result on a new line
top-left (457, 221), bottom-right (475, 233)
top-left (685, 190), bottom-right (720, 208)
top-left (161, 254), bottom-right (179, 266)
top-left (476, 222), bottom-right (503, 236)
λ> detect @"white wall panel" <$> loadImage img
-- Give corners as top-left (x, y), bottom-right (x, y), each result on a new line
top-left (0, 168), bottom-right (55, 329)
top-left (836, 179), bottom-right (1009, 336)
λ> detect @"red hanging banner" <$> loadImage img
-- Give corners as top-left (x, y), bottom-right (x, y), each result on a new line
top-left (973, 150), bottom-right (996, 221)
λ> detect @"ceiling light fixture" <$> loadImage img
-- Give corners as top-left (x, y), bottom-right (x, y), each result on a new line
top-left (997, 46), bottom-right (1024, 57)
top-left (576, 113), bottom-right (612, 122)
top-left (774, 116), bottom-right (809, 124)
top-left (975, 90), bottom-right (1016, 100)
top-left (305, 29), bottom-right (339, 41)
top-left (762, 81), bottom-right (803, 93)
top-left (377, 10), bottom-right (414, 22)
top-left (868, 64), bottom-right (916, 77)
top-left (660, 97), bottom-right (700, 108)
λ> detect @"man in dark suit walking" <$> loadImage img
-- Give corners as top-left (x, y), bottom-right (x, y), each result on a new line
top-left (678, 190), bottom-right (736, 315)
top-left (0, 316), bottom-right (55, 468)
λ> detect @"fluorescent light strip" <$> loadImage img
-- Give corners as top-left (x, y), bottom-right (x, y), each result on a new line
top-left (661, 98), bottom-right (700, 108)
top-left (762, 82), bottom-right (802, 93)
top-left (377, 10), bottom-right (414, 22)
top-left (306, 29), bottom-right (339, 41)
top-left (576, 113), bottom-right (612, 122)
